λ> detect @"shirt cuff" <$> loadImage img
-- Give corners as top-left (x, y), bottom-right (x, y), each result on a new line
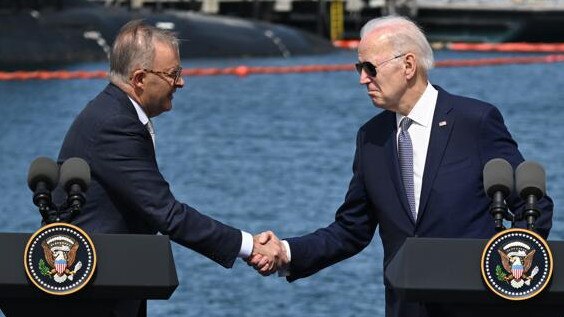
top-left (238, 231), bottom-right (254, 258)
top-left (282, 240), bottom-right (291, 262)
top-left (278, 240), bottom-right (292, 277)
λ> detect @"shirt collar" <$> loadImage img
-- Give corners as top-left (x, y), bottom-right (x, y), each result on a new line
top-left (396, 82), bottom-right (438, 129)
top-left (128, 96), bottom-right (150, 126)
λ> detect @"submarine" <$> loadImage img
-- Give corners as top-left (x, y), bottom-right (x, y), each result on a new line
top-left (0, 0), bottom-right (336, 70)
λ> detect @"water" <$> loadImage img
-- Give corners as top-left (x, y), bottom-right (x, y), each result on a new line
top-left (0, 50), bottom-right (563, 316)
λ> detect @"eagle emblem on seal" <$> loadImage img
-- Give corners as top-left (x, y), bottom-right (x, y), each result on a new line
top-left (40, 235), bottom-right (83, 283)
top-left (496, 243), bottom-right (539, 289)
top-left (481, 228), bottom-right (552, 301)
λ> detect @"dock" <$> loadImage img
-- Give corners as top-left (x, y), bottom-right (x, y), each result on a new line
top-left (87, 0), bottom-right (564, 42)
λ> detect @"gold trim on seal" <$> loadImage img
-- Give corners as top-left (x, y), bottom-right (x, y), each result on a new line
top-left (23, 222), bottom-right (97, 296)
top-left (480, 228), bottom-right (553, 301)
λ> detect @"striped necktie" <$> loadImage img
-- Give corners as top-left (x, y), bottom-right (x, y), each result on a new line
top-left (398, 117), bottom-right (416, 221)
top-left (145, 119), bottom-right (155, 148)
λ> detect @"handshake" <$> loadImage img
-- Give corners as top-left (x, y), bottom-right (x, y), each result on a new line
top-left (246, 231), bottom-right (289, 276)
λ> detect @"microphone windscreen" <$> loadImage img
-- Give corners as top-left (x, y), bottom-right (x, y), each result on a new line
top-left (483, 158), bottom-right (513, 198)
top-left (27, 157), bottom-right (59, 191)
top-left (60, 157), bottom-right (91, 191)
top-left (515, 161), bottom-right (545, 199)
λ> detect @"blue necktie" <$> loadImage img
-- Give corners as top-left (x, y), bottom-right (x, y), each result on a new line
top-left (398, 117), bottom-right (416, 221)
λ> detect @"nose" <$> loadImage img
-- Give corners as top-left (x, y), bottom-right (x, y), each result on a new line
top-left (359, 69), bottom-right (371, 85)
top-left (176, 75), bottom-right (185, 88)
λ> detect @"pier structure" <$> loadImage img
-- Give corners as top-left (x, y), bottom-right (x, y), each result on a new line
top-left (90, 0), bottom-right (564, 42)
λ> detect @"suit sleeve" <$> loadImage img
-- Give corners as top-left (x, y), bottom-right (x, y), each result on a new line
top-left (92, 114), bottom-right (241, 268)
top-left (285, 128), bottom-right (378, 281)
top-left (478, 106), bottom-right (553, 238)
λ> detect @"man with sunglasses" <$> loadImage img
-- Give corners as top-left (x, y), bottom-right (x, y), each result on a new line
top-left (249, 15), bottom-right (553, 317)
top-left (57, 20), bottom-right (283, 315)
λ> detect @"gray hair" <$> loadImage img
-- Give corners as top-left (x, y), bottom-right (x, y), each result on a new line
top-left (360, 16), bottom-right (434, 73)
top-left (109, 20), bottom-right (179, 84)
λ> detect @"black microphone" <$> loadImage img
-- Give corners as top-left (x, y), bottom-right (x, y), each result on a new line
top-left (483, 158), bottom-right (514, 231)
top-left (27, 157), bottom-right (59, 221)
top-left (59, 157), bottom-right (91, 220)
top-left (515, 161), bottom-right (545, 231)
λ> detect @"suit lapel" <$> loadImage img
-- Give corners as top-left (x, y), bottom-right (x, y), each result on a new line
top-left (383, 112), bottom-right (415, 224)
top-left (107, 84), bottom-right (155, 150)
top-left (418, 87), bottom-right (455, 220)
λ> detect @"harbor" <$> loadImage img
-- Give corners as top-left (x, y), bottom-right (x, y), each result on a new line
top-left (0, 0), bottom-right (335, 69)
top-left (1, 1), bottom-right (564, 316)
top-left (89, 0), bottom-right (564, 42)
top-left (1, 48), bottom-right (563, 316)
top-left (1, 0), bottom-right (564, 69)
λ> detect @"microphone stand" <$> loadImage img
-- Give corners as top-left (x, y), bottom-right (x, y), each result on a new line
top-left (490, 191), bottom-right (507, 232)
top-left (524, 195), bottom-right (540, 231)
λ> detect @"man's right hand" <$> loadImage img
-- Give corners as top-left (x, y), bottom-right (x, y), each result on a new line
top-left (246, 231), bottom-right (288, 276)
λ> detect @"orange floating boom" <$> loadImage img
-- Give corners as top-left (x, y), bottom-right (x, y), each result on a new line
top-left (0, 55), bottom-right (563, 81)
top-left (447, 42), bottom-right (564, 53)
top-left (333, 40), bottom-right (564, 53)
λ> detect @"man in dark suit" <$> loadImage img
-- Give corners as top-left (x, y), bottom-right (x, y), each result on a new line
top-left (57, 20), bottom-right (283, 315)
top-left (248, 16), bottom-right (553, 317)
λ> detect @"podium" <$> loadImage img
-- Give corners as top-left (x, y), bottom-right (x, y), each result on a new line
top-left (0, 232), bottom-right (178, 316)
top-left (385, 238), bottom-right (564, 316)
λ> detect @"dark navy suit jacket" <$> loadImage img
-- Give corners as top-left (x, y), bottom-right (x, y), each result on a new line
top-left (58, 83), bottom-right (242, 267)
top-left (285, 86), bottom-right (553, 317)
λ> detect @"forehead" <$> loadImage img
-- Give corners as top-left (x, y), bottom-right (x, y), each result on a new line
top-left (152, 40), bottom-right (180, 67)
top-left (357, 30), bottom-right (393, 61)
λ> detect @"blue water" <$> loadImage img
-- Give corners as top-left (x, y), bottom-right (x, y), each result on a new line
top-left (1, 50), bottom-right (563, 316)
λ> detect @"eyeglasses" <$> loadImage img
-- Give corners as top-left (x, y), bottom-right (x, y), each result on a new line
top-left (143, 67), bottom-right (183, 85)
top-left (355, 53), bottom-right (406, 77)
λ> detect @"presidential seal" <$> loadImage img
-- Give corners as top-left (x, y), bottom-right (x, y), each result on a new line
top-left (481, 228), bottom-right (552, 300)
top-left (24, 223), bottom-right (97, 295)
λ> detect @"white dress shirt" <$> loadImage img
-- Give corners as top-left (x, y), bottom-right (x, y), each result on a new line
top-left (128, 97), bottom-right (254, 258)
top-left (279, 83), bottom-right (438, 274)
top-left (395, 82), bottom-right (438, 217)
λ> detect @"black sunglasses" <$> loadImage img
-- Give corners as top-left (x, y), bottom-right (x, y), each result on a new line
top-left (355, 53), bottom-right (406, 77)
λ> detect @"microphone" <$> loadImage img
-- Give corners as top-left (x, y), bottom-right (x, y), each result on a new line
top-left (515, 161), bottom-right (545, 230)
top-left (27, 157), bottom-right (59, 221)
top-left (483, 158), bottom-right (514, 231)
top-left (59, 157), bottom-right (91, 220)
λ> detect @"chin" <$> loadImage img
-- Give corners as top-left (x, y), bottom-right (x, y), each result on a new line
top-left (371, 99), bottom-right (383, 108)
top-left (162, 102), bottom-right (173, 112)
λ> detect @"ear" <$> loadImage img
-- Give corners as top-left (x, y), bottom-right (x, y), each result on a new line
top-left (404, 53), bottom-right (417, 80)
top-left (130, 69), bottom-right (146, 89)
